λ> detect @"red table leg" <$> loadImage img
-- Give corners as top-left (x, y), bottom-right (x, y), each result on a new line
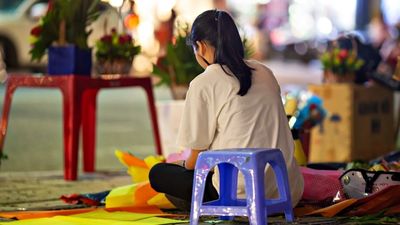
top-left (81, 89), bottom-right (99, 172)
top-left (141, 79), bottom-right (163, 155)
top-left (0, 84), bottom-right (17, 158)
top-left (61, 80), bottom-right (82, 181)
top-left (1, 75), bottom-right (164, 180)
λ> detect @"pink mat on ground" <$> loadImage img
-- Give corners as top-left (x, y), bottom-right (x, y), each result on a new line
top-left (300, 167), bottom-right (343, 201)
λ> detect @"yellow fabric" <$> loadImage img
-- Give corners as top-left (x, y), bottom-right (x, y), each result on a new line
top-left (111, 150), bottom-right (175, 209)
top-left (0, 218), bottom-right (68, 225)
top-left (147, 194), bottom-right (175, 209)
top-left (144, 155), bottom-right (165, 169)
top-left (284, 98), bottom-right (298, 116)
top-left (294, 139), bottom-right (307, 166)
top-left (71, 209), bottom-right (159, 221)
top-left (106, 182), bottom-right (157, 208)
top-left (127, 167), bottom-right (149, 183)
top-left (133, 217), bottom-right (188, 225)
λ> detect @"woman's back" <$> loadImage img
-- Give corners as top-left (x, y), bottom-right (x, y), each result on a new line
top-left (177, 60), bottom-right (304, 205)
top-left (150, 10), bottom-right (303, 210)
top-left (179, 60), bottom-right (290, 153)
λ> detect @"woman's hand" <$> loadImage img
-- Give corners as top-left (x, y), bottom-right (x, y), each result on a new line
top-left (172, 160), bottom-right (185, 167)
top-left (184, 149), bottom-right (206, 170)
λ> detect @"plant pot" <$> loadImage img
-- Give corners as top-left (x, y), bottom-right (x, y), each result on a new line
top-left (48, 45), bottom-right (92, 76)
top-left (95, 59), bottom-right (132, 75)
top-left (323, 70), bottom-right (355, 83)
top-left (170, 84), bottom-right (188, 100)
top-left (156, 100), bottom-right (185, 157)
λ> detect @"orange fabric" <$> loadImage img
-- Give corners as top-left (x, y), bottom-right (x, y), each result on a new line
top-left (294, 205), bottom-right (319, 217)
top-left (119, 151), bottom-right (147, 168)
top-left (306, 199), bottom-right (358, 217)
top-left (0, 206), bottom-right (165, 220)
top-left (0, 208), bottom-right (96, 220)
top-left (112, 150), bottom-right (173, 209)
top-left (132, 183), bottom-right (158, 207)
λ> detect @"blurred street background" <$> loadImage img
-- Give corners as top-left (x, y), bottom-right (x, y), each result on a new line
top-left (0, 1), bottom-right (400, 224)
top-left (0, 0), bottom-right (399, 173)
top-left (0, 60), bottom-right (322, 172)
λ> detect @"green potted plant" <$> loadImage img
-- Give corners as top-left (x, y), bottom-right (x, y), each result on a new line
top-left (153, 24), bottom-right (254, 156)
top-left (29, 0), bottom-right (101, 75)
top-left (94, 28), bottom-right (141, 75)
top-left (152, 24), bottom-right (202, 100)
top-left (152, 24), bottom-right (254, 100)
top-left (320, 46), bottom-right (364, 83)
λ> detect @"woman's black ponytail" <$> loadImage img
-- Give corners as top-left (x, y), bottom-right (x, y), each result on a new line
top-left (188, 10), bottom-right (254, 96)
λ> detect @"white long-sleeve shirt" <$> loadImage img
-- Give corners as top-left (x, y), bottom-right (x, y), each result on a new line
top-left (177, 60), bottom-right (304, 206)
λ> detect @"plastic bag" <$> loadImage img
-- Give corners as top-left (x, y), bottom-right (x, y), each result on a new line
top-left (339, 169), bottom-right (400, 199)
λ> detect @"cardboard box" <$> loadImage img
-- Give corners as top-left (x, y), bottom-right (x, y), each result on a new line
top-left (309, 83), bottom-right (395, 162)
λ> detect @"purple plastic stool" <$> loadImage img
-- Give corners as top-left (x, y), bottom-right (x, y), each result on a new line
top-left (190, 148), bottom-right (294, 225)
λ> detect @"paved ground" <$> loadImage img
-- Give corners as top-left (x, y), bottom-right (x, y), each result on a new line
top-left (0, 170), bottom-right (346, 225)
top-left (2, 170), bottom-right (399, 224)
top-left (0, 170), bottom-right (130, 211)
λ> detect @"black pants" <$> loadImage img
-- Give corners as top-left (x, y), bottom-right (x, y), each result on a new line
top-left (149, 163), bottom-right (219, 209)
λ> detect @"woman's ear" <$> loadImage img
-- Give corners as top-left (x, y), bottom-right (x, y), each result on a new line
top-left (195, 41), bottom-right (205, 56)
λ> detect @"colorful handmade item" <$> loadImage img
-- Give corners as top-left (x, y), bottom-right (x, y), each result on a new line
top-left (106, 150), bottom-right (175, 209)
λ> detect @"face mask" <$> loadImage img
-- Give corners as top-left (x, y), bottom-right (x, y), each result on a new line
top-left (199, 55), bottom-right (211, 66)
top-left (193, 45), bottom-right (211, 66)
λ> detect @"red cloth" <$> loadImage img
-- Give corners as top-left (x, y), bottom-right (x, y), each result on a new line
top-left (305, 185), bottom-right (400, 217)
top-left (60, 194), bottom-right (100, 206)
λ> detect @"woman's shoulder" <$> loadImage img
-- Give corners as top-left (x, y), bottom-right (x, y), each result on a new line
top-left (190, 64), bottom-right (234, 86)
top-left (188, 64), bottom-right (239, 98)
top-left (246, 60), bottom-right (281, 92)
top-left (245, 60), bottom-right (274, 74)
top-left (187, 66), bottom-right (217, 93)
top-left (189, 67), bottom-right (213, 87)
top-left (246, 60), bottom-right (278, 84)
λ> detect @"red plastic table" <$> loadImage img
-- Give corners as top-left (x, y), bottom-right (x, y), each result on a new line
top-left (0, 74), bottom-right (162, 180)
